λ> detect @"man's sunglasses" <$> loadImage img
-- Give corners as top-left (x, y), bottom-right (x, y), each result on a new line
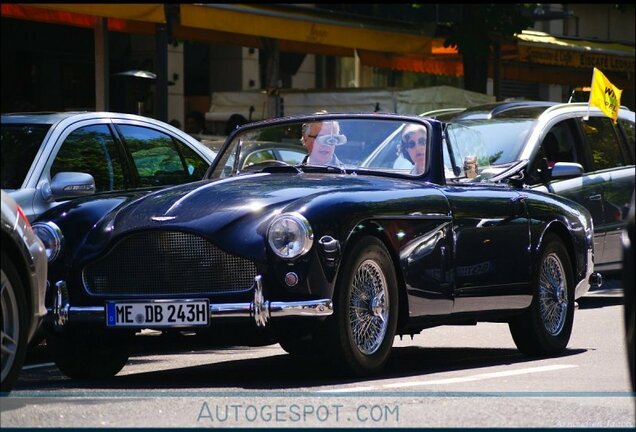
top-left (403, 136), bottom-right (427, 148)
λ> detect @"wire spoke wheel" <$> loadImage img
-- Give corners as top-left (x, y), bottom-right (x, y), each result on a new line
top-left (349, 259), bottom-right (389, 355)
top-left (508, 233), bottom-right (574, 356)
top-left (538, 252), bottom-right (568, 336)
top-left (328, 236), bottom-right (398, 376)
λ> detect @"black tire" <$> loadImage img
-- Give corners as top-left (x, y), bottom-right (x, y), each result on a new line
top-left (46, 327), bottom-right (131, 380)
top-left (1, 252), bottom-right (29, 393)
top-left (326, 236), bottom-right (398, 376)
top-left (278, 333), bottom-right (319, 356)
top-left (509, 233), bottom-right (574, 356)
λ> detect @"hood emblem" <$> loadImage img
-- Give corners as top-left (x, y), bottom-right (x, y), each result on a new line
top-left (151, 216), bottom-right (176, 222)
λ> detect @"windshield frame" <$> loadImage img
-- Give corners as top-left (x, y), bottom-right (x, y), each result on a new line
top-left (204, 113), bottom-right (439, 181)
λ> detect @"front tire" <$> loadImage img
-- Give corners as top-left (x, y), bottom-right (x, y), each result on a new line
top-left (46, 327), bottom-right (131, 380)
top-left (327, 236), bottom-right (398, 376)
top-left (509, 233), bottom-right (574, 356)
top-left (1, 253), bottom-right (29, 393)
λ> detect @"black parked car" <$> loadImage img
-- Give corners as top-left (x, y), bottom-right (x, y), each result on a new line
top-left (37, 114), bottom-right (598, 378)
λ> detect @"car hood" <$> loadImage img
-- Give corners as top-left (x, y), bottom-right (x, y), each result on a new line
top-left (113, 172), bottom-right (420, 228)
top-left (80, 172), bottom-right (429, 261)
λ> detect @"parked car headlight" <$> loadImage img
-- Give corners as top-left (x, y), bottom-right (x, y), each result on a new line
top-left (268, 213), bottom-right (314, 259)
top-left (32, 221), bottom-right (63, 262)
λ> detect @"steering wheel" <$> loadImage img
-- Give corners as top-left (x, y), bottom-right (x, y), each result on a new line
top-left (242, 160), bottom-right (291, 171)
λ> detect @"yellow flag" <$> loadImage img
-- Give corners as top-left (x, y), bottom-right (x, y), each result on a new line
top-left (588, 67), bottom-right (622, 123)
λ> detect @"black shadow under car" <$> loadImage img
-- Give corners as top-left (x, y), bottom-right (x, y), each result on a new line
top-left (36, 114), bottom-right (600, 378)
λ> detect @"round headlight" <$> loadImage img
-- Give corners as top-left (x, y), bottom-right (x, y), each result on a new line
top-left (32, 221), bottom-right (64, 262)
top-left (267, 213), bottom-right (314, 259)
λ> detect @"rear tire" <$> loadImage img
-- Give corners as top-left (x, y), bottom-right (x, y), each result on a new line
top-left (1, 253), bottom-right (29, 393)
top-left (509, 233), bottom-right (574, 356)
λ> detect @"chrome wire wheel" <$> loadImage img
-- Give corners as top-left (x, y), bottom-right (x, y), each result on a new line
top-left (349, 259), bottom-right (389, 355)
top-left (538, 252), bottom-right (568, 336)
top-left (1, 268), bottom-right (20, 384)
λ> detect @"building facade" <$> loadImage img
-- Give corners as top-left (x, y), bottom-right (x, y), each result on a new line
top-left (1, 3), bottom-right (634, 126)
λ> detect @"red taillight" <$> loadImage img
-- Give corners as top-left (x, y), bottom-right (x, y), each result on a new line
top-left (16, 204), bottom-right (31, 229)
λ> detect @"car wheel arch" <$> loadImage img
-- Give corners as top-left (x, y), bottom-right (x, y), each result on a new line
top-left (340, 220), bottom-right (409, 329)
top-left (538, 221), bottom-right (578, 281)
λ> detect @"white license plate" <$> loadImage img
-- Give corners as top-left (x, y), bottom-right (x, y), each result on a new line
top-left (106, 300), bottom-right (209, 327)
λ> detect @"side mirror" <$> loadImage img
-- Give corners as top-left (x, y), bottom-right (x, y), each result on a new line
top-left (42, 172), bottom-right (96, 201)
top-left (550, 162), bottom-right (584, 180)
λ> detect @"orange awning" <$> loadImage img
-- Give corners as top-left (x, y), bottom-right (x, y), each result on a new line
top-left (2, 3), bottom-right (160, 33)
top-left (179, 4), bottom-right (434, 57)
top-left (29, 3), bottom-right (165, 23)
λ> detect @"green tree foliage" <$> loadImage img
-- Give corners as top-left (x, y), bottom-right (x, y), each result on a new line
top-left (317, 4), bottom-right (536, 94)
top-left (442, 4), bottom-right (534, 94)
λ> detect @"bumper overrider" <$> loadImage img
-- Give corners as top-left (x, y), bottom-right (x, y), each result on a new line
top-left (47, 275), bottom-right (333, 329)
top-left (576, 246), bottom-right (602, 299)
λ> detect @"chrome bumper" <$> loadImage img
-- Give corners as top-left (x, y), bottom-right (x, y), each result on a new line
top-left (574, 247), bottom-right (602, 299)
top-left (48, 275), bottom-right (333, 329)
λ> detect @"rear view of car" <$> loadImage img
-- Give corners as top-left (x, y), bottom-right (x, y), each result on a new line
top-left (1, 190), bottom-right (47, 393)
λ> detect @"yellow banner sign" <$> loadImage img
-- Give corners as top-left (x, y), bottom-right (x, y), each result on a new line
top-left (518, 45), bottom-right (634, 73)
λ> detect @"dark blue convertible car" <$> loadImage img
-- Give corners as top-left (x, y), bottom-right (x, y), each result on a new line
top-left (35, 114), bottom-right (599, 378)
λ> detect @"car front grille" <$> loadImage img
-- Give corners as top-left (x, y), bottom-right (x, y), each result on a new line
top-left (83, 230), bottom-right (257, 296)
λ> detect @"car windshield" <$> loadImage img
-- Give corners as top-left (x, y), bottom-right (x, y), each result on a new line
top-left (444, 118), bottom-right (536, 180)
top-left (208, 117), bottom-right (431, 178)
top-left (1, 123), bottom-right (52, 189)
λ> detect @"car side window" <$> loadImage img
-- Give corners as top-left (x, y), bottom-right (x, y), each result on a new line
top-left (527, 120), bottom-right (579, 184)
top-left (50, 124), bottom-right (125, 193)
top-left (173, 139), bottom-right (209, 179)
top-left (580, 117), bottom-right (626, 171)
top-left (118, 125), bottom-right (195, 187)
top-left (618, 119), bottom-right (635, 163)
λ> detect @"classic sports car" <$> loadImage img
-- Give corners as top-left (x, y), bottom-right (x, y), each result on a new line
top-left (37, 114), bottom-right (600, 378)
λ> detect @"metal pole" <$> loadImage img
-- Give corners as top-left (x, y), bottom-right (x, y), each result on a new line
top-left (155, 23), bottom-right (168, 121)
top-left (94, 18), bottom-right (109, 111)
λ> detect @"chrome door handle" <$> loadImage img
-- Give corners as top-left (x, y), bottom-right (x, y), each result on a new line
top-left (588, 194), bottom-right (602, 201)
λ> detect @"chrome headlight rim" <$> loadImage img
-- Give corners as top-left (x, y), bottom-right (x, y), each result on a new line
top-left (267, 212), bottom-right (314, 260)
top-left (32, 221), bottom-right (64, 262)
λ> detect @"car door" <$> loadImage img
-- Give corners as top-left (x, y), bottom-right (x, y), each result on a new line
top-left (577, 114), bottom-right (635, 270)
top-left (444, 185), bottom-right (531, 313)
top-left (32, 120), bottom-right (128, 219)
top-left (527, 117), bottom-right (606, 262)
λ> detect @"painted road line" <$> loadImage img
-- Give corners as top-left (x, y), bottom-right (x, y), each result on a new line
top-left (382, 364), bottom-right (578, 388)
top-left (22, 362), bottom-right (55, 370)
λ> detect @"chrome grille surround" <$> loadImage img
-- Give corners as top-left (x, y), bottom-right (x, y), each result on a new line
top-left (82, 230), bottom-right (257, 297)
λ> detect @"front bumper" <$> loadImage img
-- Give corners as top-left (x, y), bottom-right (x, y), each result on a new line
top-left (48, 275), bottom-right (333, 329)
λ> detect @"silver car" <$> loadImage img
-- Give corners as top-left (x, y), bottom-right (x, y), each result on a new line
top-left (1, 112), bottom-right (217, 221)
top-left (1, 189), bottom-right (47, 393)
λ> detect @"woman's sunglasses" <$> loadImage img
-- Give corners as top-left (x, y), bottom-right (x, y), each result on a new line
top-left (403, 136), bottom-right (427, 148)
